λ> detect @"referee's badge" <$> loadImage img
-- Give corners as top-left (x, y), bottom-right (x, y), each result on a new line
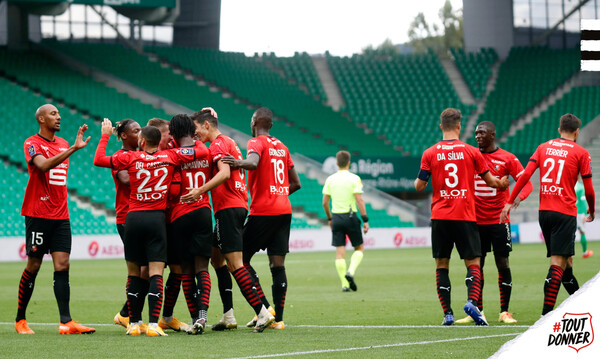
top-left (28, 145), bottom-right (35, 156)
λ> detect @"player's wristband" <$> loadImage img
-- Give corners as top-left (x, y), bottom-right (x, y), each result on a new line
top-left (327, 218), bottom-right (332, 221)
top-left (361, 215), bottom-right (369, 223)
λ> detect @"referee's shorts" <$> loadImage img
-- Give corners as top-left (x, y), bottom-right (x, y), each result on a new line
top-left (331, 212), bottom-right (363, 247)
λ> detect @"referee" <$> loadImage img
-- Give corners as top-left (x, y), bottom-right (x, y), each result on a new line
top-left (322, 151), bottom-right (369, 292)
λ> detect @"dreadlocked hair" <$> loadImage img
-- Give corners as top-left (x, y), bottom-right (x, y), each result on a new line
top-left (115, 119), bottom-right (135, 141)
top-left (168, 114), bottom-right (196, 141)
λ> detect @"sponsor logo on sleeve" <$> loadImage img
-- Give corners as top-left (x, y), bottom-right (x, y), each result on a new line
top-left (28, 145), bottom-right (35, 156)
top-left (180, 148), bottom-right (193, 155)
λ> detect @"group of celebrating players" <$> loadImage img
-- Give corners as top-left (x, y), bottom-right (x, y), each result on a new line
top-left (415, 108), bottom-right (595, 326)
top-left (15, 104), bottom-right (299, 336)
top-left (12, 102), bottom-right (596, 336)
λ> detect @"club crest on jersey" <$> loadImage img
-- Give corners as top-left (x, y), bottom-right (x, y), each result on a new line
top-left (28, 145), bottom-right (35, 156)
top-left (180, 148), bottom-right (194, 155)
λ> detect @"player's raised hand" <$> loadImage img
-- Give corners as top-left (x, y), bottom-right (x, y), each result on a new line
top-left (101, 118), bottom-right (114, 136)
top-left (201, 107), bottom-right (218, 119)
top-left (73, 124), bottom-right (91, 150)
top-left (500, 203), bottom-right (512, 223)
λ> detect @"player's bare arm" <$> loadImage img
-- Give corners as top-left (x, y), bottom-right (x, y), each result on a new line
top-left (322, 194), bottom-right (332, 228)
top-left (414, 178), bottom-right (428, 192)
top-left (117, 170), bottom-right (130, 185)
top-left (288, 167), bottom-right (301, 194)
top-left (482, 172), bottom-right (509, 189)
top-left (222, 152), bottom-right (259, 170)
top-left (32, 124), bottom-right (90, 172)
top-left (354, 192), bottom-right (369, 234)
top-left (181, 160), bottom-right (230, 203)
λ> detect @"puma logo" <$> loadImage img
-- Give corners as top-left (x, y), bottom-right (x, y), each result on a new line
top-left (128, 292), bottom-right (139, 298)
top-left (545, 278), bottom-right (551, 284)
top-left (439, 286), bottom-right (451, 292)
top-left (501, 282), bottom-right (512, 287)
top-left (465, 276), bottom-right (474, 282)
top-left (148, 292), bottom-right (160, 298)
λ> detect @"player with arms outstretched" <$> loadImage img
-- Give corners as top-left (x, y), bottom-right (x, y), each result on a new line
top-left (222, 107), bottom-right (301, 331)
top-left (415, 108), bottom-right (508, 326)
top-left (501, 114), bottom-right (595, 316)
top-left (16, 104), bottom-right (95, 335)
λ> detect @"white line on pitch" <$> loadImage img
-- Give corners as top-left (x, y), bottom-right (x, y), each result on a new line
top-left (0, 322), bottom-right (529, 329)
top-left (292, 324), bottom-right (530, 329)
top-left (227, 333), bottom-right (522, 359)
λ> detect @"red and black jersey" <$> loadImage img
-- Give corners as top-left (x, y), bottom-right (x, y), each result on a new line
top-left (529, 139), bottom-right (592, 216)
top-left (94, 134), bottom-right (208, 212)
top-left (475, 148), bottom-right (532, 224)
top-left (246, 135), bottom-right (294, 216)
top-left (111, 149), bottom-right (132, 225)
top-left (168, 141), bottom-right (212, 223)
top-left (210, 134), bottom-right (248, 213)
top-left (420, 139), bottom-right (489, 222)
top-left (22, 134), bottom-right (70, 220)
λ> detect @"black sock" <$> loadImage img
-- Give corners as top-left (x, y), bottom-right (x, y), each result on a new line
top-left (148, 275), bottom-right (164, 324)
top-left (127, 276), bottom-right (145, 323)
top-left (54, 271), bottom-right (72, 324)
top-left (436, 268), bottom-right (452, 315)
top-left (245, 264), bottom-right (271, 308)
top-left (215, 265), bottom-right (233, 313)
top-left (271, 266), bottom-right (287, 322)
top-left (119, 301), bottom-right (129, 318)
top-left (498, 268), bottom-right (512, 313)
top-left (561, 267), bottom-right (580, 295)
top-left (196, 271), bottom-right (211, 312)
top-left (16, 269), bottom-right (37, 322)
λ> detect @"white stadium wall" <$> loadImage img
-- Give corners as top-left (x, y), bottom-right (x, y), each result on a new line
top-left (1, 221), bottom-right (599, 262)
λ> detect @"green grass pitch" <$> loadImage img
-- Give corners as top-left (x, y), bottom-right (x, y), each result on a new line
top-left (1, 242), bottom-right (598, 358)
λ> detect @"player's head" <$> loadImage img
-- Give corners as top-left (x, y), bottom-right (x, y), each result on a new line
top-left (475, 121), bottom-right (496, 150)
top-left (115, 119), bottom-right (141, 149)
top-left (336, 151), bottom-right (351, 169)
top-left (251, 107), bottom-right (273, 137)
top-left (35, 104), bottom-right (61, 132)
top-left (147, 118), bottom-right (172, 150)
top-left (559, 113), bottom-right (581, 138)
top-left (440, 108), bottom-right (462, 132)
top-left (139, 126), bottom-right (162, 151)
top-left (191, 109), bottom-right (218, 142)
top-left (169, 114), bottom-right (196, 145)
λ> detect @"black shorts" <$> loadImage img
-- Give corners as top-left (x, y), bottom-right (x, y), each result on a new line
top-left (167, 207), bottom-right (213, 264)
top-left (478, 223), bottom-right (512, 257)
top-left (243, 214), bottom-right (292, 256)
top-left (331, 212), bottom-right (363, 247)
top-left (117, 223), bottom-right (126, 243)
top-left (431, 219), bottom-right (481, 259)
top-left (214, 207), bottom-right (247, 254)
top-left (124, 210), bottom-right (168, 265)
top-left (25, 217), bottom-right (72, 258)
top-left (539, 210), bottom-right (576, 258)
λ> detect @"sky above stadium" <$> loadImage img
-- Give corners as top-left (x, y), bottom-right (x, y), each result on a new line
top-left (220, 0), bottom-right (463, 56)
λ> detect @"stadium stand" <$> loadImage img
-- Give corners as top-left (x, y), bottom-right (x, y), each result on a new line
top-left (261, 52), bottom-right (328, 101)
top-left (144, 45), bottom-right (393, 155)
top-left (470, 47), bottom-right (580, 146)
top-left (503, 86), bottom-right (600, 155)
top-left (450, 48), bottom-right (497, 99)
top-left (327, 51), bottom-right (476, 156)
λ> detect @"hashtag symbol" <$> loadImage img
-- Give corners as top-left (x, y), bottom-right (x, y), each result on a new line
top-left (553, 322), bottom-right (561, 332)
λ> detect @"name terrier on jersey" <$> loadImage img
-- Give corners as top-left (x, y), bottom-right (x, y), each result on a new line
top-left (546, 148), bottom-right (569, 158)
top-left (437, 152), bottom-right (464, 161)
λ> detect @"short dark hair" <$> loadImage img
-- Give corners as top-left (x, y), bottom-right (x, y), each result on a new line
top-left (336, 151), bottom-right (351, 168)
top-left (115, 118), bottom-right (135, 140)
top-left (147, 118), bottom-right (169, 129)
top-left (191, 109), bottom-right (218, 127)
top-left (140, 126), bottom-right (161, 147)
top-left (168, 114), bottom-right (196, 140)
top-left (440, 108), bottom-right (462, 131)
top-left (253, 107), bottom-right (273, 128)
top-left (476, 121), bottom-right (496, 134)
top-left (559, 113), bottom-right (581, 133)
